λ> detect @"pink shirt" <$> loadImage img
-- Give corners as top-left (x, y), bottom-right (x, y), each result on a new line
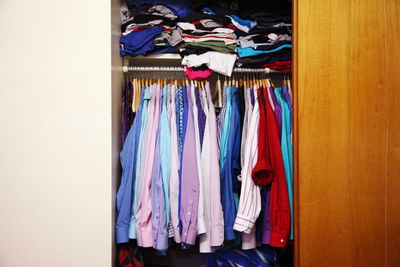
top-left (136, 84), bottom-right (161, 247)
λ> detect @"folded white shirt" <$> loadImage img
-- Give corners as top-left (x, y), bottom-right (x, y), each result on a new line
top-left (182, 51), bottom-right (237, 76)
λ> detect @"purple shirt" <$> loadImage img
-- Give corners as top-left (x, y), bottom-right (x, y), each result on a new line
top-left (262, 187), bottom-right (271, 244)
top-left (281, 84), bottom-right (292, 130)
top-left (151, 86), bottom-right (169, 253)
top-left (180, 84), bottom-right (200, 245)
top-left (268, 86), bottom-right (282, 135)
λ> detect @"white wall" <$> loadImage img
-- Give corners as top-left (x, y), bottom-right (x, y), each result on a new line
top-left (0, 1), bottom-right (112, 266)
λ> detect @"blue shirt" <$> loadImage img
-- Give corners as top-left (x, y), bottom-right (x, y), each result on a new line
top-left (237, 44), bottom-right (292, 58)
top-left (274, 87), bottom-right (293, 239)
top-left (151, 86), bottom-right (169, 252)
top-left (120, 28), bottom-right (164, 57)
top-left (220, 85), bottom-right (241, 241)
top-left (115, 87), bottom-right (145, 243)
top-left (177, 85), bottom-right (188, 230)
top-left (129, 86), bottom-right (151, 239)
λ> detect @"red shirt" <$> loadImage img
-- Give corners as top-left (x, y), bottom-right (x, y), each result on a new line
top-left (252, 87), bottom-right (290, 248)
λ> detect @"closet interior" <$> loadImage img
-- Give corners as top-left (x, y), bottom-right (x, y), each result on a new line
top-left (113, 1), bottom-right (293, 266)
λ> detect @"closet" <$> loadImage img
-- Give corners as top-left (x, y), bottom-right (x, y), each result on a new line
top-left (111, 0), bottom-right (400, 267)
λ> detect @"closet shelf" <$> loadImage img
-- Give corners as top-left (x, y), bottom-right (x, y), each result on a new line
top-left (124, 53), bottom-right (181, 60)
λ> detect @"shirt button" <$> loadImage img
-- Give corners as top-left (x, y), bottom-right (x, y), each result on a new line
top-left (188, 212), bottom-right (191, 215)
top-left (280, 239), bottom-right (284, 242)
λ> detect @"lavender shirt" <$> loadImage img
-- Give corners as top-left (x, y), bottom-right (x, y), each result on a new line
top-left (268, 86), bottom-right (282, 135)
top-left (180, 84), bottom-right (200, 245)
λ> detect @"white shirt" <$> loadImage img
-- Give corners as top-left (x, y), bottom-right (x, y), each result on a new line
top-left (234, 86), bottom-right (261, 235)
top-left (182, 52), bottom-right (237, 76)
top-left (199, 83), bottom-right (225, 252)
top-left (168, 84), bottom-right (181, 243)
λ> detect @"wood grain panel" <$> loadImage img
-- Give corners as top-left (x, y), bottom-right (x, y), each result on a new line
top-left (385, 0), bottom-right (400, 266)
top-left (295, 0), bottom-right (399, 265)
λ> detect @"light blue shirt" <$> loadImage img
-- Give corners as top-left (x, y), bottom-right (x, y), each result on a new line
top-left (274, 87), bottom-right (293, 240)
top-left (237, 44), bottom-right (292, 58)
top-left (159, 85), bottom-right (171, 227)
top-left (220, 86), bottom-right (232, 169)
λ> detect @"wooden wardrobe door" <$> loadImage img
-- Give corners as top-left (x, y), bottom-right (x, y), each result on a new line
top-left (294, 0), bottom-right (400, 266)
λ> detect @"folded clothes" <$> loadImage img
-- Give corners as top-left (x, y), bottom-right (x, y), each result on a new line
top-left (184, 66), bottom-right (213, 79)
top-left (227, 14), bottom-right (257, 33)
top-left (119, 1), bottom-right (293, 77)
top-left (237, 44), bottom-right (292, 58)
top-left (182, 51), bottom-right (237, 76)
top-left (251, 41), bottom-right (292, 51)
top-left (184, 11), bottom-right (231, 26)
top-left (181, 33), bottom-right (237, 45)
top-left (262, 60), bottom-right (292, 72)
top-left (250, 12), bottom-right (291, 24)
top-left (236, 49), bottom-right (292, 67)
top-left (239, 33), bottom-right (291, 48)
top-left (127, 0), bottom-right (192, 18)
top-left (182, 41), bottom-right (236, 53)
top-left (154, 28), bottom-right (183, 46)
top-left (120, 27), bottom-right (163, 56)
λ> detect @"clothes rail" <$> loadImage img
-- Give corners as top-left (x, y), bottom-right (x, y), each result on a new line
top-left (122, 66), bottom-right (287, 74)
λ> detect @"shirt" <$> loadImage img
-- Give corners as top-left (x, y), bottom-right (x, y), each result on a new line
top-left (129, 86), bottom-right (151, 239)
top-left (199, 83), bottom-right (225, 252)
top-left (189, 83), bottom-right (206, 235)
top-left (220, 86), bottom-right (237, 241)
top-left (151, 85), bottom-right (170, 252)
top-left (136, 84), bottom-right (161, 247)
top-left (252, 87), bottom-right (290, 248)
top-left (269, 86), bottom-right (282, 135)
top-left (274, 87), bottom-right (293, 240)
top-left (195, 88), bottom-right (206, 148)
top-left (115, 87), bottom-right (144, 244)
top-left (180, 84), bottom-right (200, 245)
top-left (168, 84), bottom-right (181, 243)
top-left (233, 86), bottom-right (261, 235)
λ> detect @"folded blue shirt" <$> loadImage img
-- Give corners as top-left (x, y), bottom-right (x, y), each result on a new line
top-left (228, 14), bottom-right (257, 30)
top-left (237, 44), bottom-right (292, 58)
top-left (120, 27), bottom-right (163, 57)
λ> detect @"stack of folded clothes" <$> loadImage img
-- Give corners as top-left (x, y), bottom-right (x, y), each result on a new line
top-left (120, 1), bottom-right (292, 77)
top-left (120, 1), bottom-right (191, 56)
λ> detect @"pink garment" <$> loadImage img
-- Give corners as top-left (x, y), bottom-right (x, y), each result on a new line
top-left (136, 84), bottom-right (161, 247)
top-left (184, 67), bottom-right (213, 80)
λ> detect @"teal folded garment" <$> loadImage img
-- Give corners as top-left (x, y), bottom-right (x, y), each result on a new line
top-left (237, 44), bottom-right (292, 58)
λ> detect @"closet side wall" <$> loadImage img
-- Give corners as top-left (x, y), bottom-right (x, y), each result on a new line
top-left (0, 1), bottom-right (112, 267)
top-left (296, 0), bottom-right (400, 266)
top-left (111, 0), bottom-right (125, 264)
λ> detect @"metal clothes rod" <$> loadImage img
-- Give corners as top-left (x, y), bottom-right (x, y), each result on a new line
top-left (122, 66), bottom-right (287, 74)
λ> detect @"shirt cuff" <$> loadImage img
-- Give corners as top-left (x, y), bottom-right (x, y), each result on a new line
top-left (154, 232), bottom-right (169, 251)
top-left (181, 225), bottom-right (197, 245)
top-left (116, 226), bottom-right (129, 244)
top-left (233, 215), bottom-right (255, 232)
top-left (197, 216), bottom-right (207, 235)
top-left (242, 231), bottom-right (256, 250)
top-left (137, 224), bottom-right (153, 248)
top-left (224, 224), bottom-right (236, 241)
top-left (269, 231), bottom-right (288, 248)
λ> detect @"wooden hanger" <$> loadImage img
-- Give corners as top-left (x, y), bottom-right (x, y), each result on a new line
top-left (217, 76), bottom-right (222, 108)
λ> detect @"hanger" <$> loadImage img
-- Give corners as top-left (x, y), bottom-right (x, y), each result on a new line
top-left (217, 75), bottom-right (222, 108)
